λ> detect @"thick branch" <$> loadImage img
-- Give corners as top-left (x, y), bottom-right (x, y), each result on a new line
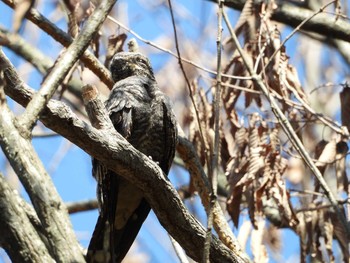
top-left (0, 50), bottom-right (85, 262)
top-left (1, 0), bottom-right (114, 88)
top-left (209, 0), bottom-right (350, 43)
top-left (0, 172), bottom-right (54, 263)
top-left (18, 0), bottom-right (117, 132)
top-left (3, 54), bottom-right (244, 263)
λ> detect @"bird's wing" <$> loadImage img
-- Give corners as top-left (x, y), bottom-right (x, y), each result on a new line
top-left (160, 96), bottom-right (178, 174)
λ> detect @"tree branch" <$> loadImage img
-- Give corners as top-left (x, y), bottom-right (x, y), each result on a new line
top-left (2, 46), bottom-right (245, 263)
top-left (0, 25), bottom-right (83, 99)
top-left (177, 135), bottom-right (249, 262)
top-left (0, 171), bottom-right (53, 263)
top-left (208, 0), bottom-right (350, 43)
top-left (0, 49), bottom-right (85, 262)
top-left (17, 0), bottom-right (117, 133)
top-left (1, 0), bottom-right (114, 88)
top-left (66, 199), bottom-right (99, 214)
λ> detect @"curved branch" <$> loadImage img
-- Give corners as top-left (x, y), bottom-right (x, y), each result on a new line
top-left (2, 47), bottom-right (246, 263)
top-left (208, 0), bottom-right (350, 42)
top-left (0, 59), bottom-right (86, 262)
top-left (1, 0), bottom-right (114, 88)
top-left (17, 0), bottom-right (117, 132)
top-left (0, 172), bottom-right (53, 263)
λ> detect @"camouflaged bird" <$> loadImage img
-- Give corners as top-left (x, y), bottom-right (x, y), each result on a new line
top-left (87, 51), bottom-right (177, 263)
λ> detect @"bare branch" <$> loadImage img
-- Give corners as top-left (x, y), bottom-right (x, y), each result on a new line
top-left (208, 0), bottom-right (350, 43)
top-left (177, 134), bottom-right (249, 262)
top-left (3, 49), bottom-right (245, 263)
top-left (17, 0), bottom-right (117, 133)
top-left (66, 199), bottom-right (99, 214)
top-left (1, 0), bottom-right (114, 88)
top-left (0, 52), bottom-right (85, 261)
top-left (0, 171), bottom-right (53, 262)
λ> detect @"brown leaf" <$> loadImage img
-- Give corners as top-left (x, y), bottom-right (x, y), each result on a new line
top-left (322, 215), bottom-right (334, 262)
top-left (326, 209), bottom-right (349, 261)
top-left (67, 12), bottom-right (79, 38)
top-left (315, 139), bottom-right (337, 167)
top-left (247, 184), bottom-right (258, 229)
top-left (104, 34), bottom-right (127, 67)
top-left (13, 0), bottom-right (35, 33)
top-left (336, 141), bottom-right (348, 192)
top-left (226, 185), bottom-right (243, 228)
top-left (340, 86), bottom-right (350, 133)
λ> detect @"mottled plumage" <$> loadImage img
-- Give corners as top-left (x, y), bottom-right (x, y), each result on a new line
top-left (87, 52), bottom-right (177, 263)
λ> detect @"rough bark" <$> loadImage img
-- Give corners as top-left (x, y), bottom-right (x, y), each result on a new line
top-left (0, 172), bottom-right (54, 263)
top-left (1, 48), bottom-right (246, 263)
top-left (1, 0), bottom-right (114, 88)
top-left (209, 0), bottom-right (350, 43)
top-left (0, 79), bottom-right (85, 262)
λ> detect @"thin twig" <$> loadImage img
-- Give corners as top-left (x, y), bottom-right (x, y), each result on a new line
top-left (204, 1), bottom-right (224, 262)
top-left (66, 199), bottom-right (99, 214)
top-left (106, 15), bottom-right (252, 82)
top-left (166, 0), bottom-right (208, 162)
top-left (296, 199), bottom-right (350, 213)
top-left (222, 7), bottom-right (350, 238)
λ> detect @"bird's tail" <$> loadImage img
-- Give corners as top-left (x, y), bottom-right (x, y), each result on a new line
top-left (87, 199), bottom-right (151, 263)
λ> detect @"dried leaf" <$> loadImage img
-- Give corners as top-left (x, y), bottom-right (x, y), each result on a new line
top-left (327, 209), bottom-right (349, 261)
top-left (323, 215), bottom-right (334, 262)
top-left (67, 12), bottom-right (79, 38)
top-left (227, 185), bottom-right (243, 228)
top-left (340, 86), bottom-right (350, 133)
top-left (269, 127), bottom-right (280, 153)
top-left (13, 0), bottom-right (35, 33)
top-left (315, 139), bottom-right (337, 167)
top-left (105, 34), bottom-right (127, 67)
top-left (335, 141), bottom-right (348, 192)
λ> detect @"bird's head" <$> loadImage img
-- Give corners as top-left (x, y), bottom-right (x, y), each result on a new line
top-left (109, 52), bottom-right (155, 83)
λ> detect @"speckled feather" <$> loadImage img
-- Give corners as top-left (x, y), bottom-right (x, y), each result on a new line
top-left (87, 52), bottom-right (177, 263)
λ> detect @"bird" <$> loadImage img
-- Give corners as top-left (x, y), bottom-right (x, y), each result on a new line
top-left (87, 50), bottom-right (177, 263)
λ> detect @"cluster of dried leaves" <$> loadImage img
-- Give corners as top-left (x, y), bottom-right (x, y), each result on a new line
top-left (184, 1), bottom-right (350, 262)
